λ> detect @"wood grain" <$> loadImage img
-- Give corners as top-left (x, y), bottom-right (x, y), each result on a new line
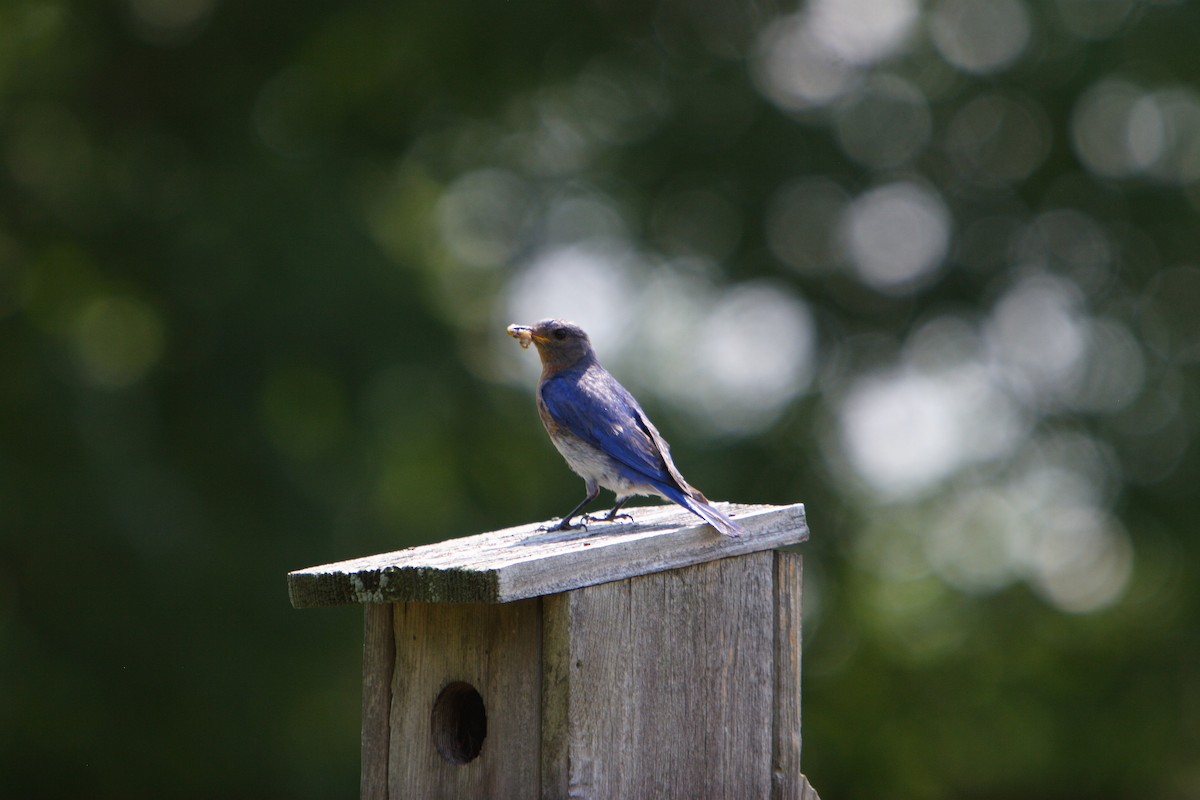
top-left (361, 603), bottom-right (394, 800)
top-left (288, 502), bottom-right (807, 608)
top-left (773, 551), bottom-right (804, 800)
top-left (541, 551), bottom-right (778, 799)
top-left (538, 592), bottom-right (571, 800)
top-left (386, 599), bottom-right (541, 799)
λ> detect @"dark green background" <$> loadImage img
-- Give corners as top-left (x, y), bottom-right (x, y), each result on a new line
top-left (3, 1), bottom-right (1198, 797)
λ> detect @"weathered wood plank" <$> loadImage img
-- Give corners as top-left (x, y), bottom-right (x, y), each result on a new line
top-left (538, 592), bottom-right (571, 800)
top-left (289, 502), bottom-right (807, 608)
top-left (541, 552), bottom-right (776, 799)
top-left (387, 599), bottom-right (541, 799)
top-left (690, 550), bottom-right (776, 799)
top-left (361, 603), bottom-right (394, 800)
top-left (773, 551), bottom-right (804, 800)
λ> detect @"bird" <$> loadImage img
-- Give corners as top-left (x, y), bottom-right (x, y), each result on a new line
top-left (507, 318), bottom-right (744, 537)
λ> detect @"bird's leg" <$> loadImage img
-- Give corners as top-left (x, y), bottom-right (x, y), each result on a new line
top-left (586, 495), bottom-right (634, 524)
top-left (543, 482), bottom-right (599, 531)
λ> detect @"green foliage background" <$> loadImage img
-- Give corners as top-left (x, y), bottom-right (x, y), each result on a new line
top-left (2, 1), bottom-right (1199, 797)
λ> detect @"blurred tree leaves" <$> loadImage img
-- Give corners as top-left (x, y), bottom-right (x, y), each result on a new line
top-left (3, 0), bottom-right (1200, 798)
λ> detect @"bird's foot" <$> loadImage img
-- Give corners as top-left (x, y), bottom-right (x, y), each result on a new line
top-left (584, 509), bottom-right (634, 525)
top-left (539, 516), bottom-right (588, 532)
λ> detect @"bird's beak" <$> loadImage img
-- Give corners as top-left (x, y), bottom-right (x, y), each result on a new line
top-left (507, 324), bottom-right (535, 349)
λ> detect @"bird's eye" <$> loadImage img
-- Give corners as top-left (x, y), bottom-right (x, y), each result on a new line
top-left (553, 328), bottom-right (568, 341)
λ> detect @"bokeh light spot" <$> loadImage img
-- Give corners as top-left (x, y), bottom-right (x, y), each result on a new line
top-left (911, 432), bottom-right (1134, 614)
top-left (837, 361), bottom-right (1024, 499)
top-left (839, 370), bottom-right (959, 498)
top-left (985, 275), bottom-right (1089, 402)
top-left (1014, 209), bottom-right (1113, 295)
top-left (945, 93), bottom-right (1050, 187)
top-left (1067, 317), bottom-right (1145, 413)
top-left (1067, 78), bottom-right (1192, 180)
top-left (752, 14), bottom-right (861, 110)
top-left (666, 282), bottom-right (816, 436)
top-left (1142, 266), bottom-right (1200, 362)
top-left (930, 0), bottom-right (1030, 75)
top-left (834, 74), bottom-right (932, 169)
top-left (766, 178), bottom-right (849, 275)
top-left (436, 169), bottom-right (533, 269)
top-left (926, 489), bottom-right (1023, 593)
top-left (570, 61), bottom-right (668, 146)
top-left (73, 295), bottom-right (165, 388)
top-left (542, 187), bottom-right (628, 247)
top-left (806, 0), bottom-right (919, 65)
top-left (1137, 89), bottom-right (1200, 184)
top-left (1026, 501), bottom-right (1133, 614)
top-left (502, 242), bottom-right (639, 368)
top-left (840, 181), bottom-right (952, 293)
top-left (127, 0), bottom-right (214, 45)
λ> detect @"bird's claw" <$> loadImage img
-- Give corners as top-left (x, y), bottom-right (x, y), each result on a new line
top-left (539, 517), bottom-right (588, 532)
top-left (584, 510), bottom-right (633, 525)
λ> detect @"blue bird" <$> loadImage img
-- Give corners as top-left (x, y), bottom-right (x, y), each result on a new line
top-left (507, 318), bottom-right (744, 537)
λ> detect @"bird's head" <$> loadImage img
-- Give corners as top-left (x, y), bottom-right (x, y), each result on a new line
top-left (507, 319), bottom-right (594, 371)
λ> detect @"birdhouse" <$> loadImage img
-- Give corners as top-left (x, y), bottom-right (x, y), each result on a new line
top-left (287, 502), bottom-right (819, 800)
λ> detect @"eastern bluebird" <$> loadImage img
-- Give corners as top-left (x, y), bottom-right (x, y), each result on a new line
top-left (507, 318), bottom-right (744, 537)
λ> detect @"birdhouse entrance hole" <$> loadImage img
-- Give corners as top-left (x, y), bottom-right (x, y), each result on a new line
top-left (431, 681), bottom-right (487, 765)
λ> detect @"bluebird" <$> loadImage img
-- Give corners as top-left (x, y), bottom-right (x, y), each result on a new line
top-left (507, 318), bottom-right (743, 537)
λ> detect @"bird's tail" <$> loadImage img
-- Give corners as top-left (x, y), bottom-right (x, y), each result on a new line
top-left (659, 484), bottom-right (744, 537)
top-left (688, 498), bottom-right (745, 538)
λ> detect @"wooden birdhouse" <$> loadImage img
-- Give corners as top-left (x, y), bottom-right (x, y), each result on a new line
top-left (287, 502), bottom-right (819, 800)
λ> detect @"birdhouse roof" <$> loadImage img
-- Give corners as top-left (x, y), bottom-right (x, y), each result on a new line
top-left (287, 503), bottom-right (807, 607)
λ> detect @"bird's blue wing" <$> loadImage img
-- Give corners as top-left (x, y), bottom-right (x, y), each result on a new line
top-left (539, 370), bottom-right (670, 485)
top-left (540, 367), bottom-right (746, 537)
